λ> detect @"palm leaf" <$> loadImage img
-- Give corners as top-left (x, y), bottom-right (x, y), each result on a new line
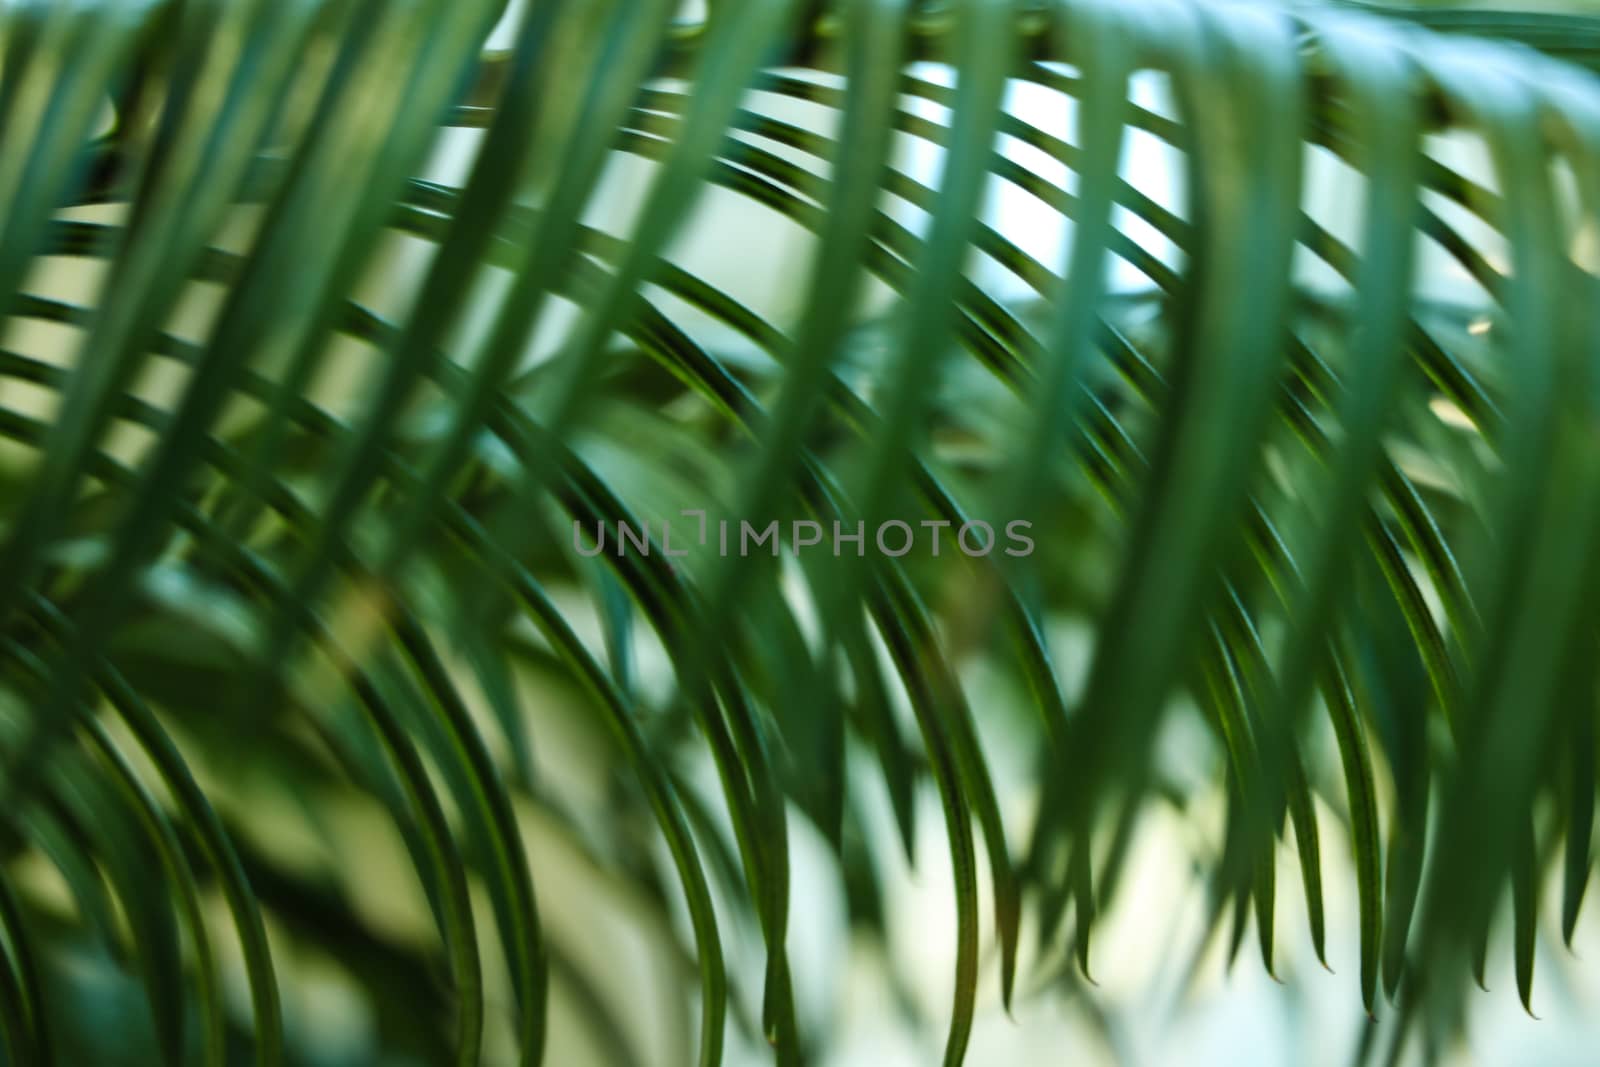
top-left (0, 1), bottom-right (1597, 1064)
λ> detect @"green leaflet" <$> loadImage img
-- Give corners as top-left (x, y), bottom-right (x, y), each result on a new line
top-left (0, 869), bottom-right (46, 1065)
top-left (1564, 709), bottom-right (1596, 945)
top-left (1325, 646), bottom-right (1385, 1014)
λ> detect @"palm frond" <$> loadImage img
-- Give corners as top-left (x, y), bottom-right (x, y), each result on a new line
top-left (0, 0), bottom-right (1597, 1064)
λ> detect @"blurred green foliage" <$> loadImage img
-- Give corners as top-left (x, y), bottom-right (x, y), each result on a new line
top-left (0, 1), bottom-right (1597, 1064)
